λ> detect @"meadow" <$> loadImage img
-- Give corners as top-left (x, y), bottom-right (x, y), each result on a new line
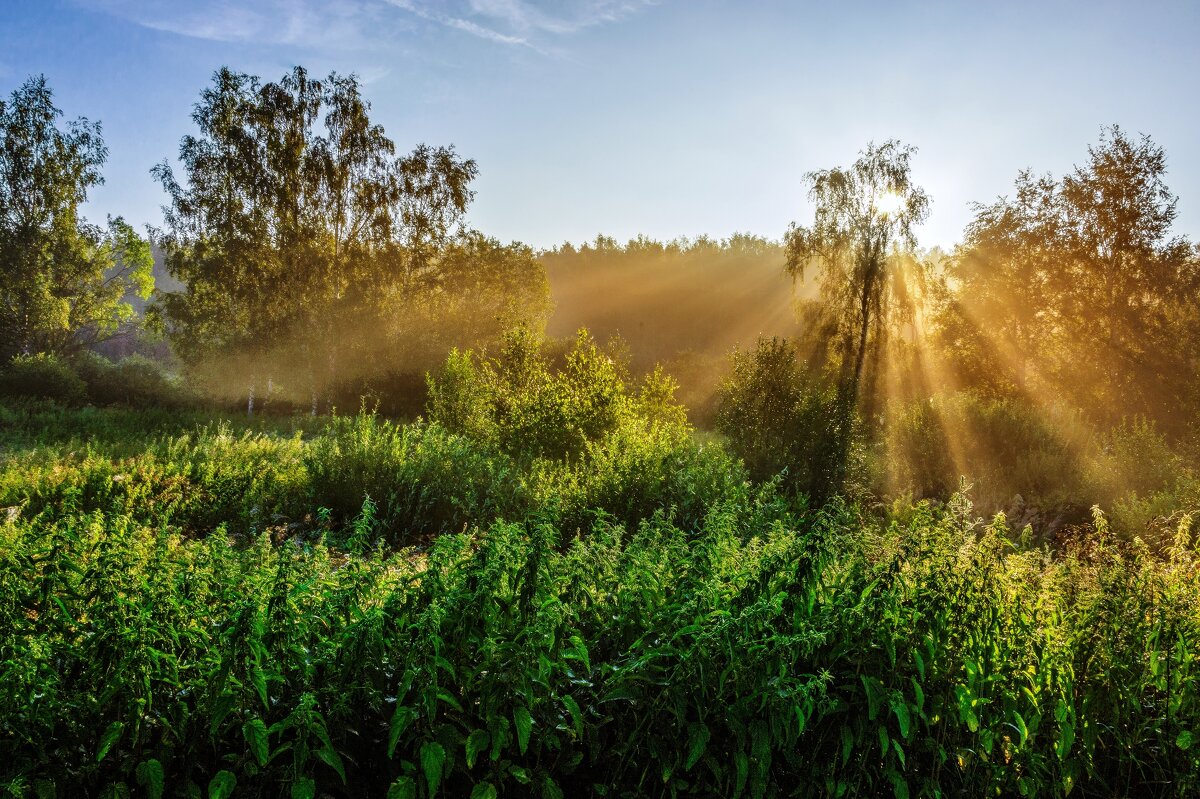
top-left (3, 342), bottom-right (1199, 798)
top-left (5, 65), bottom-right (1200, 799)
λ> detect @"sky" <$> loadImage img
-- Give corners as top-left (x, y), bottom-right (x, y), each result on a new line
top-left (1, 0), bottom-right (1197, 251)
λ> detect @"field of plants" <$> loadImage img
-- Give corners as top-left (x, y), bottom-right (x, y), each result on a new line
top-left (3, 335), bottom-right (1200, 799)
top-left (4, 64), bottom-right (1200, 798)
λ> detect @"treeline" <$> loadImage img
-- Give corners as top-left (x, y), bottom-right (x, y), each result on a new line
top-left (0, 68), bottom-right (550, 415)
top-left (3, 67), bottom-right (1200, 530)
top-left (540, 233), bottom-right (804, 421)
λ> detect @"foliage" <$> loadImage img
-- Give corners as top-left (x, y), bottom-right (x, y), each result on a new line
top-left (152, 67), bottom-right (527, 409)
top-left (0, 353), bottom-right (86, 404)
top-left (428, 327), bottom-right (687, 462)
top-left (784, 140), bottom-right (931, 399)
top-left (0, 76), bottom-right (153, 360)
top-left (933, 126), bottom-right (1200, 436)
top-left (715, 337), bottom-right (844, 500)
top-left (73, 351), bottom-right (195, 409)
top-left (3, 415), bottom-right (1200, 797)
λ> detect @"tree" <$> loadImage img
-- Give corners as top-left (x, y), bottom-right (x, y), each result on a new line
top-left (0, 75), bottom-right (153, 361)
top-left (939, 170), bottom-right (1063, 395)
top-left (941, 127), bottom-right (1199, 432)
top-left (1058, 126), bottom-right (1197, 423)
top-left (783, 141), bottom-right (929, 497)
top-left (153, 66), bottom-right (480, 409)
top-left (785, 140), bottom-right (930, 406)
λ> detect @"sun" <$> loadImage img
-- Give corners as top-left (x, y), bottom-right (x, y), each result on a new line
top-left (874, 190), bottom-right (906, 218)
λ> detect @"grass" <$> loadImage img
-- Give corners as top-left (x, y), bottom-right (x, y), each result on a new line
top-left (1, 400), bottom-right (1199, 797)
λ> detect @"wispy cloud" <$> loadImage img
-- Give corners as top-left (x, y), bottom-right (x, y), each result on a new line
top-left (78, 0), bottom-right (401, 51)
top-left (385, 0), bottom-right (538, 51)
top-left (80, 0), bottom-right (657, 53)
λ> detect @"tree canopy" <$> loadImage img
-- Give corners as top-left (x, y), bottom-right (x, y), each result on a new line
top-left (152, 66), bottom-right (546, 407)
top-left (0, 75), bottom-right (153, 361)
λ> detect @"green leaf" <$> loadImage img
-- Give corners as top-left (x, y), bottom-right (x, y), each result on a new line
top-left (891, 698), bottom-right (911, 740)
top-left (290, 778), bottom-right (315, 799)
top-left (685, 722), bottom-right (710, 771)
top-left (562, 695), bottom-right (583, 738)
top-left (1056, 722), bottom-right (1075, 761)
top-left (436, 690), bottom-right (464, 713)
top-left (421, 741), bottom-right (446, 798)
top-left (514, 706), bottom-right (533, 755)
top-left (542, 777), bottom-right (564, 799)
top-left (387, 777), bottom-right (416, 799)
top-left (135, 759), bottom-right (165, 799)
top-left (466, 729), bottom-right (490, 769)
top-left (243, 718), bottom-right (269, 767)
top-left (97, 721), bottom-right (125, 763)
top-left (887, 769), bottom-right (909, 799)
top-left (470, 783), bottom-right (498, 799)
top-left (1012, 712), bottom-right (1029, 747)
top-left (207, 770), bottom-right (236, 799)
top-left (840, 726), bottom-right (853, 766)
top-left (250, 665), bottom-right (269, 708)
top-left (1177, 730), bottom-right (1195, 751)
top-left (388, 706), bottom-right (416, 758)
top-left (733, 752), bottom-right (749, 799)
top-left (316, 745), bottom-right (347, 784)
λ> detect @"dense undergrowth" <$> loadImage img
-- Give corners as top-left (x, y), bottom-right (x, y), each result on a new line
top-left (3, 332), bottom-right (1200, 798)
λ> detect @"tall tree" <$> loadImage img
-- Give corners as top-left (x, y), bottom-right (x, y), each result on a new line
top-left (1058, 126), bottom-right (1197, 421)
top-left (153, 66), bottom-right (479, 408)
top-left (0, 75), bottom-right (152, 361)
top-left (941, 127), bottom-right (1199, 432)
top-left (785, 140), bottom-right (930, 406)
top-left (783, 140), bottom-right (930, 498)
top-left (940, 170), bottom-right (1063, 395)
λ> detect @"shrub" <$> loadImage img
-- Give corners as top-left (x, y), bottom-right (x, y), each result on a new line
top-left (73, 351), bottom-right (193, 408)
top-left (428, 326), bottom-right (692, 463)
top-left (715, 337), bottom-right (843, 499)
top-left (0, 353), bottom-right (87, 404)
top-left (303, 411), bottom-right (525, 546)
top-left (883, 392), bottom-right (1094, 528)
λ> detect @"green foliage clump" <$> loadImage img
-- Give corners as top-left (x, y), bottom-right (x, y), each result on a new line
top-left (73, 352), bottom-right (194, 409)
top-left (4, 481), bottom-right (1200, 798)
top-left (304, 413), bottom-right (524, 547)
top-left (884, 392), bottom-right (1092, 521)
top-left (0, 353), bottom-right (87, 404)
top-left (716, 337), bottom-right (844, 500)
top-left (428, 327), bottom-right (688, 462)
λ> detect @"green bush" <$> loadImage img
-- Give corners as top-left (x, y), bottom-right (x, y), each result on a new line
top-left (428, 326), bottom-right (692, 463)
top-left (0, 353), bottom-right (87, 404)
top-left (884, 392), bottom-right (1093, 524)
top-left (73, 351), bottom-right (194, 408)
top-left (715, 337), bottom-right (843, 499)
top-left (303, 412), bottom-right (525, 546)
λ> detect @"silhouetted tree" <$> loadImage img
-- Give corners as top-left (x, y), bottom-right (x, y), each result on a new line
top-left (785, 140), bottom-right (930, 404)
top-left (784, 140), bottom-right (930, 496)
top-left (0, 76), bottom-right (153, 361)
top-left (941, 126), bottom-right (1199, 433)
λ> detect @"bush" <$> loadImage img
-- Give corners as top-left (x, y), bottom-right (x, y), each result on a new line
top-left (884, 392), bottom-right (1093, 526)
top-left (303, 412), bottom-right (525, 546)
top-left (428, 326), bottom-right (692, 463)
top-left (73, 351), bottom-right (193, 408)
top-left (0, 353), bottom-right (87, 404)
top-left (715, 337), bottom-right (843, 499)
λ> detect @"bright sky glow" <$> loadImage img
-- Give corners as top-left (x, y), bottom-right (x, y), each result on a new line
top-left (1, 0), bottom-right (1197, 250)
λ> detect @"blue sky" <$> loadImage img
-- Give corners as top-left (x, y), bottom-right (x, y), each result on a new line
top-left (2, 0), bottom-right (1197, 250)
